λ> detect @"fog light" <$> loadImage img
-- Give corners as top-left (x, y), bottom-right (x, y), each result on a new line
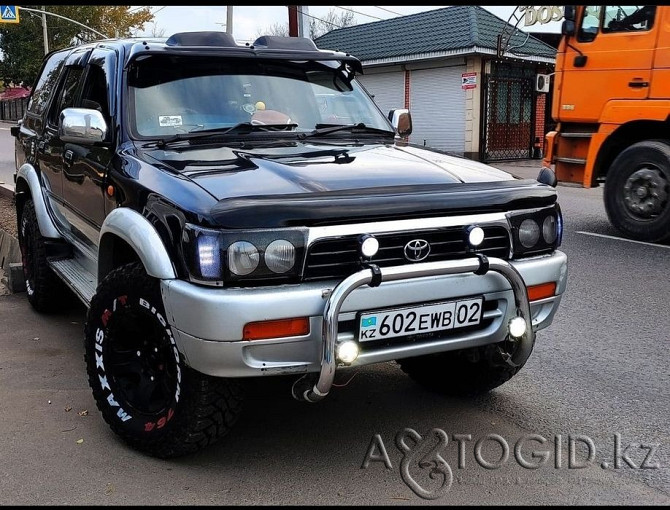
top-left (336, 340), bottom-right (359, 364)
top-left (360, 235), bottom-right (379, 258)
top-left (467, 226), bottom-right (485, 247)
top-left (509, 316), bottom-right (527, 338)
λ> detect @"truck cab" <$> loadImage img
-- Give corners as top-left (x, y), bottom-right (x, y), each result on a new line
top-left (544, 5), bottom-right (670, 242)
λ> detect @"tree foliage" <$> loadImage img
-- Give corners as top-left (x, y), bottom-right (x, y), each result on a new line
top-left (0, 5), bottom-right (153, 86)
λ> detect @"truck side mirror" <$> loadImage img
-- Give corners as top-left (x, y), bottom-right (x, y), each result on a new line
top-left (388, 109), bottom-right (412, 137)
top-left (561, 20), bottom-right (576, 36)
top-left (563, 5), bottom-right (576, 21)
top-left (59, 107), bottom-right (108, 145)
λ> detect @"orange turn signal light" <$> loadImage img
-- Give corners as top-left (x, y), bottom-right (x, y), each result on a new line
top-left (527, 282), bottom-right (557, 301)
top-left (243, 317), bottom-right (310, 341)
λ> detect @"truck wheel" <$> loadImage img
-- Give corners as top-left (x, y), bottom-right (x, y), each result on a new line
top-left (84, 262), bottom-right (243, 458)
top-left (604, 140), bottom-right (670, 242)
top-left (18, 199), bottom-right (68, 312)
top-left (397, 344), bottom-right (525, 397)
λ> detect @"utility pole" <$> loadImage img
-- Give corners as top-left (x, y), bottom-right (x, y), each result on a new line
top-left (288, 5), bottom-right (298, 37)
top-left (226, 5), bottom-right (233, 34)
top-left (288, 5), bottom-right (309, 38)
top-left (41, 6), bottom-right (49, 55)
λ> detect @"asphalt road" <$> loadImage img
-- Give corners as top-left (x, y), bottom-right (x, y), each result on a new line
top-left (0, 135), bottom-right (668, 504)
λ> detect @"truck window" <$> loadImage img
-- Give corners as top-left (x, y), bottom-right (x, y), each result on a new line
top-left (27, 51), bottom-right (68, 116)
top-left (578, 6), bottom-right (602, 42)
top-left (47, 67), bottom-right (85, 126)
top-left (602, 5), bottom-right (656, 33)
top-left (81, 64), bottom-right (110, 120)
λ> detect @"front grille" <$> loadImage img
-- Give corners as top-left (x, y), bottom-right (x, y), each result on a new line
top-left (303, 225), bottom-right (510, 281)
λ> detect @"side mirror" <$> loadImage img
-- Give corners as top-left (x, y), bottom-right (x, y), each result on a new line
top-left (59, 107), bottom-right (108, 144)
top-left (389, 109), bottom-right (412, 137)
top-left (10, 125), bottom-right (19, 137)
top-left (564, 5), bottom-right (576, 21)
top-left (537, 167), bottom-right (557, 187)
top-left (561, 19), bottom-right (576, 36)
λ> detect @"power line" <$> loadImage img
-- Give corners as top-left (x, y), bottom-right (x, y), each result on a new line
top-left (373, 6), bottom-right (403, 17)
top-left (334, 6), bottom-right (385, 21)
top-left (295, 7), bottom-right (343, 29)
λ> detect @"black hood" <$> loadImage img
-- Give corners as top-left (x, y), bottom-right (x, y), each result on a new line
top-left (139, 142), bottom-right (555, 228)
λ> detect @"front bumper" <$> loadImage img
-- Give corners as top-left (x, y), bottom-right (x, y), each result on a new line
top-left (160, 250), bottom-right (567, 381)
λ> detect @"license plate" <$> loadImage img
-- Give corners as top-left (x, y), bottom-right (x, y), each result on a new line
top-left (358, 298), bottom-right (483, 342)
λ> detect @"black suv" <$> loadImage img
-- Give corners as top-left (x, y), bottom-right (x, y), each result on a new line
top-left (12, 32), bottom-right (567, 458)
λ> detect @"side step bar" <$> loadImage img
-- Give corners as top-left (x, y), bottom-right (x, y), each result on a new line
top-left (559, 132), bottom-right (593, 139)
top-left (555, 157), bottom-right (587, 165)
top-left (48, 257), bottom-right (97, 307)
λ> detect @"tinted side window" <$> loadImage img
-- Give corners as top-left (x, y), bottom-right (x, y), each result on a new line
top-left (47, 67), bottom-right (85, 126)
top-left (578, 6), bottom-right (602, 42)
top-left (27, 51), bottom-right (68, 116)
top-left (602, 5), bottom-right (656, 33)
top-left (81, 65), bottom-right (110, 120)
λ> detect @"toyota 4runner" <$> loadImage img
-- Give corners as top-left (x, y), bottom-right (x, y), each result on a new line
top-left (12, 32), bottom-right (568, 458)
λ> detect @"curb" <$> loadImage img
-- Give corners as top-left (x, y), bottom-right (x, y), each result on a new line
top-left (0, 227), bottom-right (23, 294)
top-left (0, 227), bottom-right (20, 271)
top-left (0, 183), bottom-right (14, 200)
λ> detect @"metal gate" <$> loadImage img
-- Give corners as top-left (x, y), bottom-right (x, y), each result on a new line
top-left (481, 61), bottom-right (536, 161)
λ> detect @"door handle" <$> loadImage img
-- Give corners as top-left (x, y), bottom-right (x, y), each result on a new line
top-left (628, 80), bottom-right (649, 88)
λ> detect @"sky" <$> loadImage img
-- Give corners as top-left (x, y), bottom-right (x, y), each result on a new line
top-left (131, 5), bottom-right (563, 44)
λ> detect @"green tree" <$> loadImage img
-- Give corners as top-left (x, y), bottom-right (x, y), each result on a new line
top-left (0, 5), bottom-right (153, 86)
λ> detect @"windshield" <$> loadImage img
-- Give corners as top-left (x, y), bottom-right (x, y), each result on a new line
top-left (126, 55), bottom-right (392, 139)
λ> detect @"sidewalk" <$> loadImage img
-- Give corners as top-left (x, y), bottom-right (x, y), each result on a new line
top-left (487, 158), bottom-right (546, 180)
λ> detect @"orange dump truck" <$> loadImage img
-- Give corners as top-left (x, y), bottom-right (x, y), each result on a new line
top-left (543, 5), bottom-right (670, 242)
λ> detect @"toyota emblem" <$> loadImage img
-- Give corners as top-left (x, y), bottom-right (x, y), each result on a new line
top-left (404, 239), bottom-right (431, 262)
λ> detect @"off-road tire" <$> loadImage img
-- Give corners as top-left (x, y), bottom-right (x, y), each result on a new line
top-left (84, 262), bottom-right (243, 458)
top-left (604, 140), bottom-right (670, 242)
top-left (397, 344), bottom-right (525, 397)
top-left (18, 199), bottom-right (68, 312)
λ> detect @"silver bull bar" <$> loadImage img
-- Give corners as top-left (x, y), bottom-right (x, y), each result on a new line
top-left (291, 255), bottom-right (534, 403)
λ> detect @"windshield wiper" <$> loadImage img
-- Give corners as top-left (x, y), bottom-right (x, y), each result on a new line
top-left (299, 123), bottom-right (395, 140)
top-left (154, 122), bottom-right (298, 148)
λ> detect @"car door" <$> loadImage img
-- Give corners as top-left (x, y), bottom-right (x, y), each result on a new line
top-left (559, 5), bottom-right (657, 122)
top-left (21, 50), bottom-right (69, 224)
top-left (40, 48), bottom-right (91, 236)
top-left (60, 48), bottom-right (117, 251)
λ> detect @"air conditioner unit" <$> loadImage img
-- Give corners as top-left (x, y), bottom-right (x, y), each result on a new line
top-left (535, 73), bottom-right (551, 93)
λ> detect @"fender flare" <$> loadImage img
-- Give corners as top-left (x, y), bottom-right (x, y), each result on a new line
top-left (15, 163), bottom-right (62, 239)
top-left (99, 208), bottom-right (177, 282)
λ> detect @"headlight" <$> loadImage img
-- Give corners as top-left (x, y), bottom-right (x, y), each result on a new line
top-left (518, 219), bottom-right (540, 248)
top-left (264, 239), bottom-right (296, 273)
top-left (181, 224), bottom-right (307, 286)
top-left (542, 215), bottom-right (557, 244)
top-left (507, 205), bottom-right (562, 258)
top-left (228, 241), bottom-right (260, 275)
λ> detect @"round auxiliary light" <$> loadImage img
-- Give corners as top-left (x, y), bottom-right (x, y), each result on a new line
top-left (509, 316), bottom-right (527, 339)
top-left (360, 235), bottom-right (379, 258)
top-left (518, 219), bottom-right (541, 248)
top-left (542, 215), bottom-right (557, 244)
top-left (467, 226), bottom-right (485, 247)
top-left (265, 239), bottom-right (296, 273)
top-left (227, 241), bottom-right (259, 276)
top-left (336, 340), bottom-right (360, 364)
